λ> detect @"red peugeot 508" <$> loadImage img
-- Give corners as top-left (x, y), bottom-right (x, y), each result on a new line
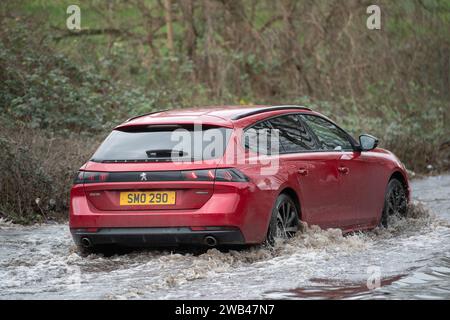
top-left (70, 106), bottom-right (410, 251)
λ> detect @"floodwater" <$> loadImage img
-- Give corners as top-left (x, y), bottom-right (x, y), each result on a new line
top-left (0, 175), bottom-right (449, 300)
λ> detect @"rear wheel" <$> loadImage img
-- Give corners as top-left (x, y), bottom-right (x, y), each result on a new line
top-left (266, 194), bottom-right (300, 246)
top-left (380, 178), bottom-right (408, 227)
top-left (76, 245), bottom-right (96, 256)
top-left (76, 244), bottom-right (117, 256)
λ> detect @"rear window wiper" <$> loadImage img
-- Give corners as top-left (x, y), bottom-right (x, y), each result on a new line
top-left (145, 149), bottom-right (188, 158)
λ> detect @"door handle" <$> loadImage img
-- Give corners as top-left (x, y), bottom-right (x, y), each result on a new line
top-left (338, 166), bottom-right (349, 174)
top-left (298, 168), bottom-right (308, 176)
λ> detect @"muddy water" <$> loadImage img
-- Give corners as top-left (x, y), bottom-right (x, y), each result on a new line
top-left (0, 175), bottom-right (449, 300)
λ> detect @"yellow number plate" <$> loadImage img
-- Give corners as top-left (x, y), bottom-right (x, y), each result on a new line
top-left (120, 191), bottom-right (176, 206)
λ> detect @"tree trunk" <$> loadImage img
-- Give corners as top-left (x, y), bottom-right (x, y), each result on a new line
top-left (180, 0), bottom-right (197, 60)
top-left (163, 0), bottom-right (174, 57)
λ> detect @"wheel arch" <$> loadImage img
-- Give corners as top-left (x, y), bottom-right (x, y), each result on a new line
top-left (389, 170), bottom-right (410, 201)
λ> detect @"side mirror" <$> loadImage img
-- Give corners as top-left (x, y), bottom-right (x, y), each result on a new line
top-left (359, 134), bottom-right (379, 151)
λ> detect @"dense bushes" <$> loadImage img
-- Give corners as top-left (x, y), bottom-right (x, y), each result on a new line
top-left (0, 124), bottom-right (100, 223)
top-left (0, 136), bottom-right (53, 223)
top-left (0, 21), bottom-right (154, 133)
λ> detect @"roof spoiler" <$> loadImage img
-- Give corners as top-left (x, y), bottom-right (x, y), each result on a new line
top-left (231, 105), bottom-right (312, 120)
top-left (125, 109), bottom-right (169, 122)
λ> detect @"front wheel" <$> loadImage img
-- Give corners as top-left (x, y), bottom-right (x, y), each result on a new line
top-left (266, 194), bottom-right (300, 246)
top-left (380, 178), bottom-right (408, 228)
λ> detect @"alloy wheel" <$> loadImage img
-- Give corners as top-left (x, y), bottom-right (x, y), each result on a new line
top-left (276, 200), bottom-right (299, 238)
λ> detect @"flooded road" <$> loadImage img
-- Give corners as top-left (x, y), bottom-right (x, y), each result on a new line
top-left (1, 175), bottom-right (449, 300)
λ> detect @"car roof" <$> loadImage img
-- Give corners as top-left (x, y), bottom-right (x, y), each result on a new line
top-left (116, 105), bottom-right (315, 129)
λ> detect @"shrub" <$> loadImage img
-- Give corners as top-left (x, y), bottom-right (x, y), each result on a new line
top-left (0, 125), bottom-right (100, 224)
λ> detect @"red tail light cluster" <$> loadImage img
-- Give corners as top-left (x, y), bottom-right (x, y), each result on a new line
top-left (73, 168), bottom-right (248, 184)
top-left (74, 171), bottom-right (109, 184)
top-left (180, 169), bottom-right (248, 182)
top-left (181, 170), bottom-right (213, 181)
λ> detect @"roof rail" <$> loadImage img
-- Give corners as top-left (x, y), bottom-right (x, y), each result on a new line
top-left (231, 105), bottom-right (312, 120)
top-left (125, 109), bottom-right (169, 122)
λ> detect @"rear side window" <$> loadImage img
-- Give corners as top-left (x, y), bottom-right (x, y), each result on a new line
top-left (91, 125), bottom-right (232, 162)
top-left (300, 115), bottom-right (353, 151)
top-left (268, 114), bottom-right (318, 153)
top-left (244, 120), bottom-right (278, 155)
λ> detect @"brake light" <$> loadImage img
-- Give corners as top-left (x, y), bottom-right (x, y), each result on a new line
top-left (73, 171), bottom-right (110, 184)
top-left (215, 168), bottom-right (248, 182)
top-left (73, 171), bottom-right (85, 184)
top-left (182, 169), bottom-right (247, 182)
top-left (182, 170), bottom-right (215, 181)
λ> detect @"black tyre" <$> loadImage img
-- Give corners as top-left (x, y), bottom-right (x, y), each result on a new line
top-left (380, 178), bottom-right (408, 227)
top-left (76, 244), bottom-right (116, 256)
top-left (266, 194), bottom-right (300, 246)
top-left (76, 245), bottom-right (96, 256)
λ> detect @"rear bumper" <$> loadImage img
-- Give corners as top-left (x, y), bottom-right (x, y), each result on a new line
top-left (69, 182), bottom-right (274, 244)
top-left (71, 227), bottom-right (245, 247)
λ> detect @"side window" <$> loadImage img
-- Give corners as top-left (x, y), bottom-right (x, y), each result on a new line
top-left (268, 114), bottom-right (318, 153)
top-left (301, 115), bottom-right (353, 151)
top-left (244, 120), bottom-right (278, 155)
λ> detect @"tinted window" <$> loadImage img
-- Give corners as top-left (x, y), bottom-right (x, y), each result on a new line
top-left (92, 126), bottom-right (232, 162)
top-left (244, 121), bottom-right (279, 155)
top-left (300, 115), bottom-right (353, 151)
top-left (268, 114), bottom-right (318, 153)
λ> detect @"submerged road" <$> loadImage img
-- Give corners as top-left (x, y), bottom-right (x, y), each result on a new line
top-left (0, 175), bottom-right (449, 299)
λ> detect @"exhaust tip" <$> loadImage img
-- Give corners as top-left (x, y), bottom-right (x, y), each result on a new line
top-left (80, 237), bottom-right (93, 248)
top-left (204, 236), bottom-right (218, 247)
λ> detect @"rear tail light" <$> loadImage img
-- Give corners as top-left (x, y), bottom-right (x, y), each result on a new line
top-left (73, 171), bottom-right (109, 184)
top-left (73, 171), bottom-right (85, 184)
top-left (215, 168), bottom-right (248, 182)
top-left (73, 168), bottom-right (248, 184)
top-left (180, 168), bottom-right (248, 182)
top-left (181, 169), bottom-right (214, 181)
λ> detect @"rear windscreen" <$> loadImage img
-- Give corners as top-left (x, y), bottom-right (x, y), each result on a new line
top-left (91, 125), bottom-right (232, 162)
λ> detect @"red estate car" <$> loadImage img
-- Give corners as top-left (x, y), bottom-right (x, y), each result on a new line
top-left (70, 106), bottom-right (410, 251)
